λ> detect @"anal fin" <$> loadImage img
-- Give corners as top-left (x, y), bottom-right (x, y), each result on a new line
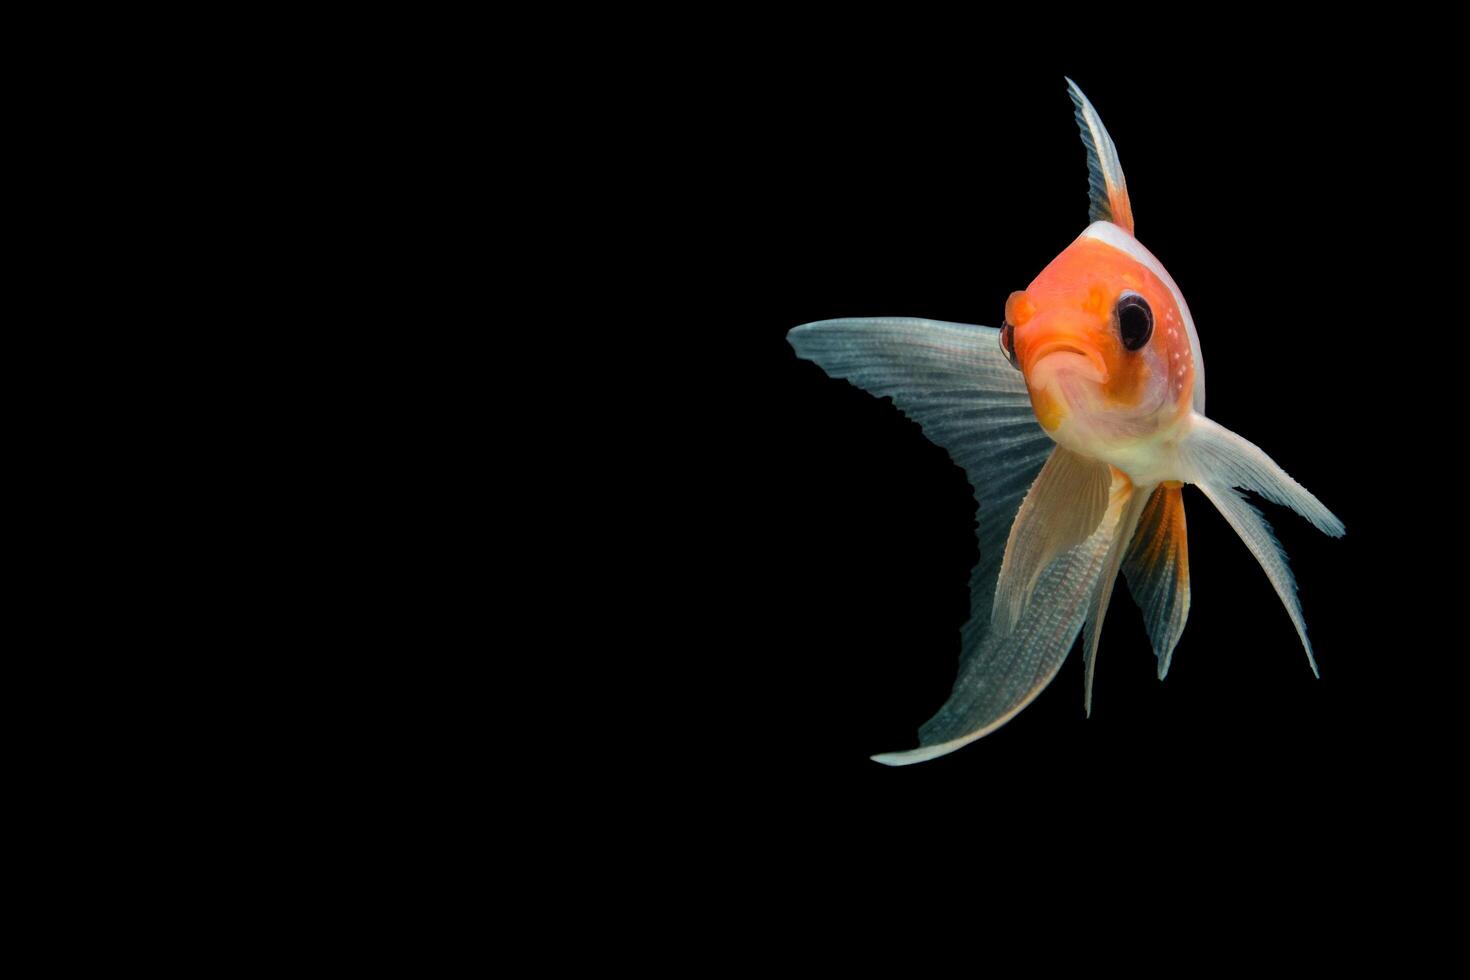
top-left (1122, 483), bottom-right (1191, 680)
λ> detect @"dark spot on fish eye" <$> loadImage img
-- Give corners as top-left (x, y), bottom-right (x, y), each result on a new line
top-left (1116, 292), bottom-right (1153, 351)
top-left (1000, 321), bottom-right (1019, 369)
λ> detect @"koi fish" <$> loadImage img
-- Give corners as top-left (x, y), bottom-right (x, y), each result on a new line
top-left (788, 79), bottom-right (1343, 765)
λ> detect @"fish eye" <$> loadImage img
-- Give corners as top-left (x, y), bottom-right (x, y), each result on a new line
top-left (1000, 321), bottom-right (1019, 370)
top-left (1116, 292), bottom-right (1153, 351)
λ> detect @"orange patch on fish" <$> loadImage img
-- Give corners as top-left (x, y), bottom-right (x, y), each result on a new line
top-left (1082, 285), bottom-right (1107, 316)
top-left (1019, 236), bottom-right (1193, 415)
top-left (1030, 385), bottom-right (1066, 432)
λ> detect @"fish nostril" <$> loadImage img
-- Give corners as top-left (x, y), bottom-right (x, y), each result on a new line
top-left (1006, 290), bottom-right (1037, 327)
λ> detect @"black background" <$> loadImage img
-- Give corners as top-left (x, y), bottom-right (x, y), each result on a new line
top-left (639, 50), bottom-right (1452, 857)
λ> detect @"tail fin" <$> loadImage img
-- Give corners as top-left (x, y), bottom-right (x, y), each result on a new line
top-left (787, 318), bottom-right (1063, 763)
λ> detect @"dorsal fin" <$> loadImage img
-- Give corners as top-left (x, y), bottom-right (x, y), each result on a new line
top-left (1066, 77), bottom-right (1133, 234)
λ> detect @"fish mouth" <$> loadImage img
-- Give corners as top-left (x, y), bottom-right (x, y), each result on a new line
top-left (1028, 341), bottom-right (1107, 384)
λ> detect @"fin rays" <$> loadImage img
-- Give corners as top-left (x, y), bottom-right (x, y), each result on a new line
top-left (1082, 479), bottom-right (1148, 715)
top-left (1182, 414), bottom-right (1344, 537)
top-left (1197, 483), bottom-right (1320, 677)
top-left (876, 472), bottom-right (1134, 765)
top-left (991, 447), bottom-right (1112, 636)
top-left (788, 317), bottom-right (1056, 653)
top-left (1067, 77), bottom-right (1134, 234)
top-left (1122, 484), bottom-right (1191, 680)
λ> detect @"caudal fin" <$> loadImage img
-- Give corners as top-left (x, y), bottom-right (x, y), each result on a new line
top-left (787, 317), bottom-right (1061, 763)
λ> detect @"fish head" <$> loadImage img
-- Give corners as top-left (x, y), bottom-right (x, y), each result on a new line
top-left (1000, 229), bottom-right (1196, 467)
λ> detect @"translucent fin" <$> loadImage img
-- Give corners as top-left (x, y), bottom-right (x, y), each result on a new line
top-left (991, 446), bottom-right (1111, 636)
top-left (1081, 475), bottom-right (1147, 716)
top-left (1066, 77), bottom-right (1134, 234)
top-left (873, 473), bottom-right (1135, 765)
top-left (1181, 414), bottom-right (1345, 537)
top-left (788, 318), bottom-right (1055, 650)
top-left (1196, 483), bottom-right (1320, 677)
top-left (1122, 484), bottom-right (1191, 680)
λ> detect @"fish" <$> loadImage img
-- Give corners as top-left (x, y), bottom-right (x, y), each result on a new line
top-left (787, 78), bottom-right (1344, 765)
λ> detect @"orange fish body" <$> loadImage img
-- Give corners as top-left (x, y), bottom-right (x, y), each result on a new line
top-left (789, 80), bottom-right (1342, 765)
top-left (1008, 231), bottom-right (1195, 484)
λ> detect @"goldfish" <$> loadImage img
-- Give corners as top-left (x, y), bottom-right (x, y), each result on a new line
top-left (788, 79), bottom-right (1343, 765)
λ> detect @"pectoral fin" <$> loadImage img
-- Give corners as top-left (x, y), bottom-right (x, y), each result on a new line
top-left (1197, 483), bottom-right (1321, 676)
top-left (991, 446), bottom-right (1112, 636)
top-left (1181, 414), bottom-right (1338, 675)
top-left (874, 474), bottom-right (1136, 765)
top-left (1081, 476), bottom-right (1147, 716)
top-left (1181, 413), bottom-right (1344, 537)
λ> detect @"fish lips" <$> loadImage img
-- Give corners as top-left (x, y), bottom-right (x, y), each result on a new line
top-left (1025, 341), bottom-right (1108, 387)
